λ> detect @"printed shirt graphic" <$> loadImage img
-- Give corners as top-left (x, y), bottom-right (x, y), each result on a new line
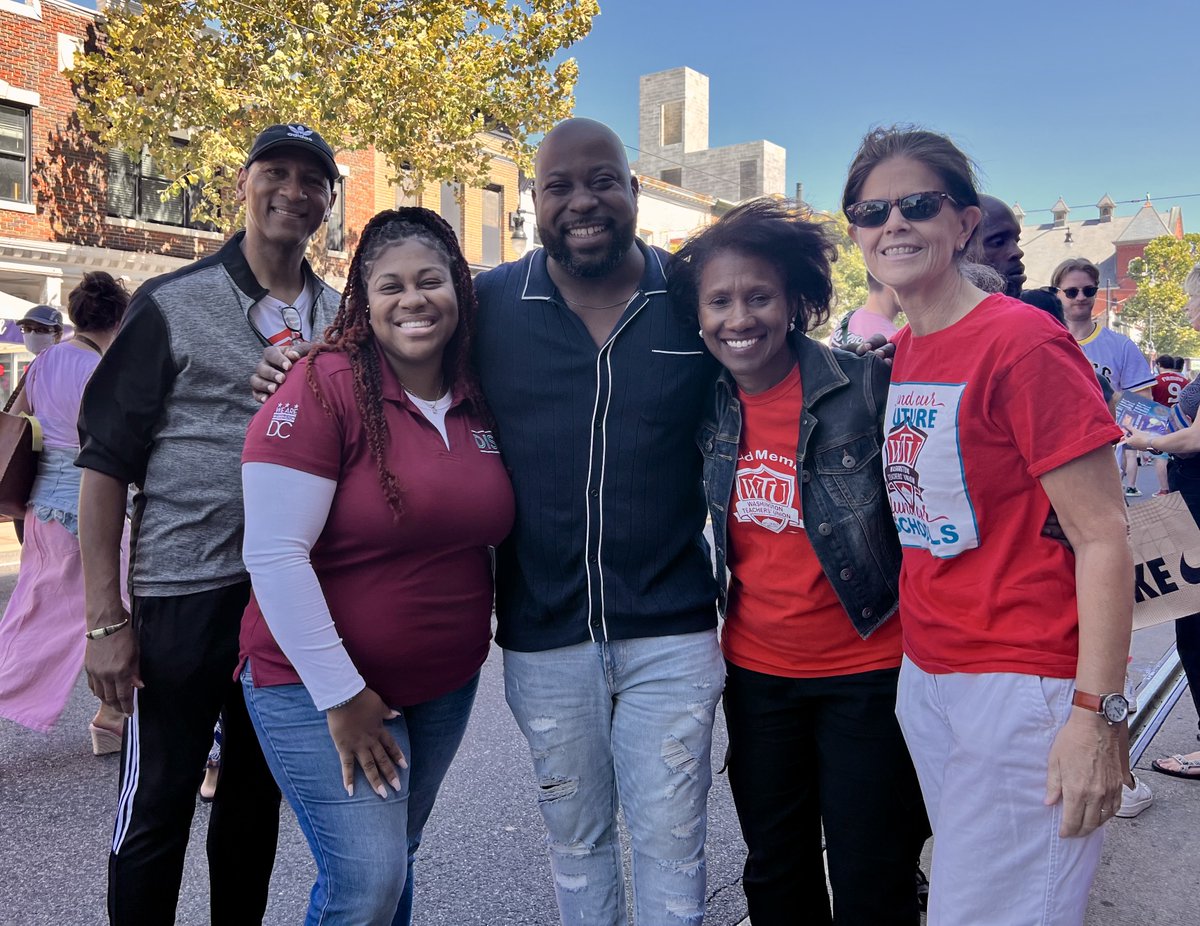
top-left (884, 382), bottom-right (978, 557)
top-left (723, 364), bottom-right (901, 678)
top-left (886, 295), bottom-right (1123, 678)
top-left (1152, 371), bottom-right (1189, 407)
top-left (1075, 325), bottom-right (1155, 392)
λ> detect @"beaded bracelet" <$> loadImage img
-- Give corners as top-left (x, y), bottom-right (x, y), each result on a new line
top-left (85, 618), bottom-right (130, 640)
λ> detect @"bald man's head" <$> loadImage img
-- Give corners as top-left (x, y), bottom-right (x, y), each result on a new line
top-left (533, 118), bottom-right (639, 279)
top-left (975, 195), bottom-right (1026, 297)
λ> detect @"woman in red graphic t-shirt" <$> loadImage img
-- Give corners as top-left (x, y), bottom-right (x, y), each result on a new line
top-left (843, 128), bottom-right (1130, 925)
top-left (238, 208), bottom-right (514, 925)
top-left (670, 199), bottom-right (929, 925)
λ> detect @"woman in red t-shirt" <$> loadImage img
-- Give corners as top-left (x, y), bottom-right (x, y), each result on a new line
top-left (843, 128), bottom-right (1130, 925)
top-left (238, 209), bottom-right (514, 925)
top-left (670, 199), bottom-right (929, 925)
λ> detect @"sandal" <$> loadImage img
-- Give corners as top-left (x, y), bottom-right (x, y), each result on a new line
top-left (1150, 751), bottom-right (1200, 779)
top-left (89, 722), bottom-right (123, 756)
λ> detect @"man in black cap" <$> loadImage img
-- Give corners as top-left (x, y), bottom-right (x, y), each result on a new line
top-left (78, 123), bottom-right (342, 925)
top-left (16, 304), bottom-right (64, 355)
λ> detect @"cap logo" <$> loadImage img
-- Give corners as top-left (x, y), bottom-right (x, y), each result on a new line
top-left (287, 124), bottom-right (315, 140)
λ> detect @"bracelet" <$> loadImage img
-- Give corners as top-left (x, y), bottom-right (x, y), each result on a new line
top-left (85, 618), bottom-right (130, 640)
top-left (327, 693), bottom-right (359, 711)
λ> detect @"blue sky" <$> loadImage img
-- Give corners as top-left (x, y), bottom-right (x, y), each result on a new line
top-left (563, 0), bottom-right (1196, 230)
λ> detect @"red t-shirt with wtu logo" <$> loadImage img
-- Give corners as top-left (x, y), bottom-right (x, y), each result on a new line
top-left (722, 363), bottom-right (902, 678)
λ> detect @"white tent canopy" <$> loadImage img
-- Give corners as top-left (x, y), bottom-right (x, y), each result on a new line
top-left (0, 290), bottom-right (39, 321)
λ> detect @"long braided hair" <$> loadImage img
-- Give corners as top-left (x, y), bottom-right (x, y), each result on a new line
top-left (305, 207), bottom-right (488, 518)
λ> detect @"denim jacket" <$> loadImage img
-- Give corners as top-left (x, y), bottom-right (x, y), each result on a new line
top-left (698, 332), bottom-right (901, 638)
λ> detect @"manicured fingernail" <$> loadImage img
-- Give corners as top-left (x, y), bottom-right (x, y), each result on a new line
top-left (375, 785), bottom-right (387, 799)
top-left (389, 776), bottom-right (401, 790)
top-left (346, 784), bottom-right (354, 797)
top-left (399, 757), bottom-right (408, 769)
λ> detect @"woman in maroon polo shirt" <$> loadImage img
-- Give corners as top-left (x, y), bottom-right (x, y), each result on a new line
top-left (238, 208), bottom-right (515, 926)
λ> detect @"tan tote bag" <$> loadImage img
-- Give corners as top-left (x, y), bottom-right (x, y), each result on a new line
top-left (1128, 491), bottom-right (1200, 631)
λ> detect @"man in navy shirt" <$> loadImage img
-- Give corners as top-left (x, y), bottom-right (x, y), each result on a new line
top-left (252, 119), bottom-right (722, 924)
top-left (473, 118), bottom-right (721, 925)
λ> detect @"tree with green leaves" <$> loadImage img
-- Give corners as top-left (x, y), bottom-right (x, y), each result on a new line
top-left (803, 211), bottom-right (869, 341)
top-left (71, 0), bottom-right (598, 229)
top-left (1123, 233), bottom-right (1200, 358)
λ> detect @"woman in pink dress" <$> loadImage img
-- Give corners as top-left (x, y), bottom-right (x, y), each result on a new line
top-left (0, 272), bottom-right (130, 753)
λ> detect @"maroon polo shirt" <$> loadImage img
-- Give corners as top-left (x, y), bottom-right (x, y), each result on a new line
top-left (239, 346), bottom-right (514, 706)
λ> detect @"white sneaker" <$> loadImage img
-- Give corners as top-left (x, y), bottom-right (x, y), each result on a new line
top-left (1115, 775), bottom-right (1153, 818)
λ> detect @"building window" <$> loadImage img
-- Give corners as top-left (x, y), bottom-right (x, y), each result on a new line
top-left (326, 176), bottom-right (346, 251)
top-left (0, 0), bottom-right (43, 21)
top-left (481, 185), bottom-right (502, 267)
top-left (439, 182), bottom-right (462, 244)
top-left (739, 159), bottom-right (757, 200)
top-left (659, 168), bottom-right (683, 187)
top-left (661, 100), bottom-right (683, 147)
top-left (106, 144), bottom-right (214, 229)
top-left (0, 104), bottom-right (31, 204)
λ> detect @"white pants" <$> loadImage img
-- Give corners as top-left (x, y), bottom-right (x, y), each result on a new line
top-left (896, 657), bottom-right (1104, 926)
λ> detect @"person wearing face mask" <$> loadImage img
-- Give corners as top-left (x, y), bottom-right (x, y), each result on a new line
top-left (0, 275), bottom-right (129, 750)
top-left (16, 304), bottom-right (64, 356)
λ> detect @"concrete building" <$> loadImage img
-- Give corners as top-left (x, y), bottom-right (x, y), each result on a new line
top-left (1014, 195), bottom-right (1184, 326)
top-left (631, 66), bottom-right (785, 204)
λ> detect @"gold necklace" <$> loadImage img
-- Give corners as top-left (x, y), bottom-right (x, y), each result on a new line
top-left (563, 291), bottom-right (637, 311)
top-left (403, 379), bottom-right (445, 413)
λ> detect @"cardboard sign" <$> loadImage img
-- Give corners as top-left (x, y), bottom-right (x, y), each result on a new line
top-left (1128, 491), bottom-right (1200, 631)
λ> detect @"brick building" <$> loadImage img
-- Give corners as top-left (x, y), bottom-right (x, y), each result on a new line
top-left (1013, 195), bottom-right (1185, 328)
top-left (0, 0), bottom-right (523, 384)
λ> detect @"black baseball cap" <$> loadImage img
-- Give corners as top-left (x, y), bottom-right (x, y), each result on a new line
top-left (244, 124), bottom-right (339, 184)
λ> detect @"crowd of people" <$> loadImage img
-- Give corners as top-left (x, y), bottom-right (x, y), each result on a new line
top-left (0, 113), bottom-right (1196, 926)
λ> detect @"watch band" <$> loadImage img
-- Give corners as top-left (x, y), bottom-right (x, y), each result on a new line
top-left (1071, 690), bottom-right (1104, 713)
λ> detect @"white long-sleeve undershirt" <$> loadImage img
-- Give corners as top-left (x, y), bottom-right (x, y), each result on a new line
top-left (241, 462), bottom-right (365, 710)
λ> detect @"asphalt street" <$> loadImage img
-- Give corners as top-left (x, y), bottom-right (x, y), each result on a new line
top-left (0, 564), bottom-right (749, 926)
top-left (3, 458), bottom-right (1198, 926)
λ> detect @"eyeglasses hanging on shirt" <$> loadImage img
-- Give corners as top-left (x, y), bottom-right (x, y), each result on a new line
top-left (280, 305), bottom-right (304, 344)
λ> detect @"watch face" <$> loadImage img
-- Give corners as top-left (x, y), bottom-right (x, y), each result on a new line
top-left (1102, 694), bottom-right (1129, 723)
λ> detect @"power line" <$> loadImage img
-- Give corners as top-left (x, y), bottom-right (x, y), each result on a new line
top-left (1017, 193), bottom-right (1200, 214)
top-left (622, 143), bottom-right (746, 196)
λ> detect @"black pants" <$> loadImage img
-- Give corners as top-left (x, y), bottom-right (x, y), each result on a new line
top-left (723, 662), bottom-right (930, 926)
top-left (108, 582), bottom-right (282, 926)
top-left (1167, 460), bottom-right (1200, 729)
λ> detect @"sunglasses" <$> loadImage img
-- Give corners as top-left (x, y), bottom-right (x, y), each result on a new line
top-left (1058, 285), bottom-right (1098, 299)
top-left (845, 191), bottom-right (959, 228)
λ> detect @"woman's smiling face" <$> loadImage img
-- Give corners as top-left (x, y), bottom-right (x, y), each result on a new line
top-left (697, 249), bottom-right (795, 395)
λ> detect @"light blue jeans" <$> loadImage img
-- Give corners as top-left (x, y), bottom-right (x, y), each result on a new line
top-left (504, 630), bottom-right (725, 926)
top-left (242, 662), bottom-right (479, 926)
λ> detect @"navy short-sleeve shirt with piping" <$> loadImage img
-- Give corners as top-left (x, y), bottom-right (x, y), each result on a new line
top-left (474, 241), bottom-right (719, 652)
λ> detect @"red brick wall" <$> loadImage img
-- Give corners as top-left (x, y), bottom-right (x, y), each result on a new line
top-left (1, 4), bottom-right (221, 261)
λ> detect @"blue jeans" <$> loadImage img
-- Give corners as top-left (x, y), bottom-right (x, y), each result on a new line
top-left (242, 662), bottom-right (479, 926)
top-left (503, 630), bottom-right (725, 926)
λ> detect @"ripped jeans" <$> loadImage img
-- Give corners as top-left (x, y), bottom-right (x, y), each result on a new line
top-left (504, 630), bottom-right (725, 926)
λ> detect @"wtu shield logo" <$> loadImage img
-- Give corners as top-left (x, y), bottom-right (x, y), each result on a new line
top-left (734, 462), bottom-right (802, 533)
top-left (883, 382), bottom-right (979, 557)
